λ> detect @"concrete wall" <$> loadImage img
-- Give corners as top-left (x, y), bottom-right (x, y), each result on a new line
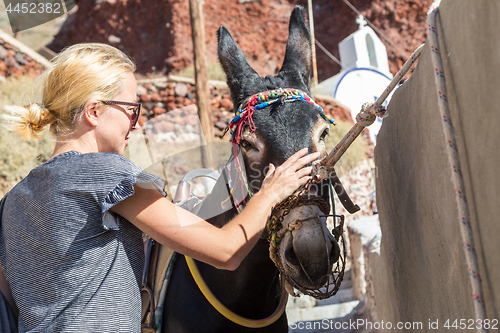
top-left (372, 0), bottom-right (500, 330)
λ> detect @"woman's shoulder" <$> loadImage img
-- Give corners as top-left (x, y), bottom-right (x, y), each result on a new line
top-left (9, 151), bottom-right (163, 197)
top-left (50, 151), bottom-right (136, 165)
top-left (85, 152), bottom-right (142, 172)
top-left (9, 151), bottom-right (146, 194)
top-left (46, 151), bottom-right (141, 174)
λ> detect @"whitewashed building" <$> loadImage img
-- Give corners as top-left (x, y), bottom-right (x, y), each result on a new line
top-left (315, 15), bottom-right (394, 144)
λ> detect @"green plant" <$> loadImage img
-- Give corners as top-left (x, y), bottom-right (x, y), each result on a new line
top-left (0, 76), bottom-right (54, 181)
top-left (324, 120), bottom-right (369, 176)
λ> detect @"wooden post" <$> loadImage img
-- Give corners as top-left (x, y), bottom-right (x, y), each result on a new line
top-left (189, 0), bottom-right (215, 169)
top-left (308, 0), bottom-right (318, 87)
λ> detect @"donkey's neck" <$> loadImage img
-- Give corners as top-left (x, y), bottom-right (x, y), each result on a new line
top-left (194, 171), bottom-right (283, 313)
top-left (196, 239), bottom-right (282, 317)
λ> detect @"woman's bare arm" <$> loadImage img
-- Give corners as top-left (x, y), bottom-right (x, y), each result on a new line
top-left (111, 148), bottom-right (319, 270)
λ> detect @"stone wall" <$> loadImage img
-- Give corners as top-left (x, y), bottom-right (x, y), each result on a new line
top-left (48, 0), bottom-right (432, 80)
top-left (0, 32), bottom-right (48, 79)
top-left (371, 0), bottom-right (500, 330)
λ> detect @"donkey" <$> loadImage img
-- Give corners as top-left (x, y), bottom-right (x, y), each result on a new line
top-left (161, 7), bottom-right (340, 332)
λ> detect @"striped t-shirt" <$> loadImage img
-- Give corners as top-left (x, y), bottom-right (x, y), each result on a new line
top-left (0, 151), bottom-right (166, 332)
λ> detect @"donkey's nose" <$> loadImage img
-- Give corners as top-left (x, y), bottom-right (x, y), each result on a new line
top-left (329, 239), bottom-right (340, 264)
top-left (284, 243), bottom-right (300, 267)
top-left (305, 182), bottom-right (320, 196)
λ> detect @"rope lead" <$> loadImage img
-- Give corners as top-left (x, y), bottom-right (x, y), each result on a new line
top-left (317, 44), bottom-right (424, 173)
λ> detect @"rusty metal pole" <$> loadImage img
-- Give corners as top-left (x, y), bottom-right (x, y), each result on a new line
top-left (308, 0), bottom-right (318, 87)
top-left (189, 0), bottom-right (215, 169)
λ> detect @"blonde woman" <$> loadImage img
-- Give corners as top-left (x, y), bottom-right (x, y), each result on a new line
top-left (0, 43), bottom-right (318, 332)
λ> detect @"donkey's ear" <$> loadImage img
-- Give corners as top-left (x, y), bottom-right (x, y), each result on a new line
top-left (279, 6), bottom-right (312, 89)
top-left (218, 27), bottom-right (260, 109)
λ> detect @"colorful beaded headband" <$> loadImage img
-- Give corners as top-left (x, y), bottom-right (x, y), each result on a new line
top-left (226, 88), bottom-right (335, 144)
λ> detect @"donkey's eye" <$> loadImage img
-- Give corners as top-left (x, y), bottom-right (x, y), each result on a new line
top-left (319, 128), bottom-right (329, 141)
top-left (240, 140), bottom-right (253, 150)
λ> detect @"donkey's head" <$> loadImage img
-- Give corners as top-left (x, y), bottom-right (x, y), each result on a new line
top-left (218, 6), bottom-right (340, 290)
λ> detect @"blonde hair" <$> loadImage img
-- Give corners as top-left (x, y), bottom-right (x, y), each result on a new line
top-left (1, 43), bottom-right (136, 139)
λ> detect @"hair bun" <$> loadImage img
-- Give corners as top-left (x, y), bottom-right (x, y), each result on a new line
top-left (35, 103), bottom-right (48, 112)
top-left (20, 103), bottom-right (54, 138)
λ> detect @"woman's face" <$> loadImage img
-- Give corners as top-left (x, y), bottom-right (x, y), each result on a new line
top-left (95, 71), bottom-right (138, 155)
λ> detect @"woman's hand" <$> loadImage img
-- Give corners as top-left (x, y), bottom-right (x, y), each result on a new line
top-left (260, 148), bottom-right (320, 207)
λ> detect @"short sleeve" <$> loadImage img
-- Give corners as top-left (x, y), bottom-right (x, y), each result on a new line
top-left (99, 154), bottom-right (167, 230)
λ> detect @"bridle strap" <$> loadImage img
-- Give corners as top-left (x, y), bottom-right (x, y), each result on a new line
top-left (329, 169), bottom-right (360, 214)
top-left (225, 88), bottom-right (334, 144)
top-left (225, 144), bottom-right (253, 214)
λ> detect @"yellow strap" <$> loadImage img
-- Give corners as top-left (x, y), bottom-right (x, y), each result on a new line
top-left (185, 256), bottom-right (288, 328)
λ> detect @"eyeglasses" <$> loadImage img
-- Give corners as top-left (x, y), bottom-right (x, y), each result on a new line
top-left (100, 100), bottom-right (141, 128)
